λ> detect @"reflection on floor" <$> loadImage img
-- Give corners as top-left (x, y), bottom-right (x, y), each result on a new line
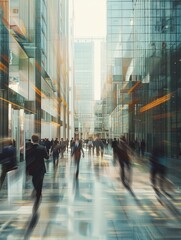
top-left (0, 149), bottom-right (181, 239)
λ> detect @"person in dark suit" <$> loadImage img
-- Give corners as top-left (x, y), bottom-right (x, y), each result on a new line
top-left (150, 141), bottom-right (167, 192)
top-left (50, 141), bottom-right (60, 167)
top-left (26, 134), bottom-right (49, 213)
top-left (71, 135), bottom-right (84, 178)
top-left (115, 136), bottom-right (132, 188)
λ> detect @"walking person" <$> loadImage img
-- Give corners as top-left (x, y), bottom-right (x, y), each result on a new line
top-left (45, 138), bottom-right (51, 155)
top-left (92, 140), bottom-right (95, 155)
top-left (0, 138), bottom-right (17, 190)
top-left (114, 136), bottom-right (132, 188)
top-left (70, 138), bottom-right (74, 155)
top-left (26, 134), bottom-right (49, 214)
top-left (150, 140), bottom-right (168, 192)
top-left (112, 138), bottom-right (118, 165)
top-left (105, 139), bottom-right (109, 153)
top-left (50, 141), bottom-right (60, 168)
top-left (87, 138), bottom-right (93, 156)
top-left (100, 139), bottom-right (104, 159)
top-left (140, 139), bottom-right (146, 158)
top-left (94, 136), bottom-right (101, 157)
top-left (60, 138), bottom-right (66, 158)
top-left (71, 135), bottom-right (84, 179)
top-left (66, 138), bottom-right (69, 153)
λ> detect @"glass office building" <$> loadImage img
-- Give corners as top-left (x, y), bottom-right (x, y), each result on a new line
top-left (103, 0), bottom-right (181, 156)
top-left (130, 0), bottom-right (181, 156)
top-left (74, 39), bottom-right (95, 138)
top-left (0, 0), bottom-right (70, 161)
top-left (1, 2), bottom-right (181, 239)
top-left (105, 0), bottom-right (133, 138)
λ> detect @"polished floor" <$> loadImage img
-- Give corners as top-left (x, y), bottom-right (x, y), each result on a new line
top-left (0, 148), bottom-right (181, 240)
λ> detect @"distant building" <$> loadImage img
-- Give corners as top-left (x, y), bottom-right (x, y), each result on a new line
top-left (74, 39), bottom-right (95, 138)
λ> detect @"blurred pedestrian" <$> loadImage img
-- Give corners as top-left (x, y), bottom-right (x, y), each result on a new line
top-left (115, 136), bottom-right (132, 188)
top-left (100, 139), bottom-right (104, 159)
top-left (92, 140), bottom-right (95, 155)
top-left (88, 138), bottom-right (93, 155)
top-left (60, 138), bottom-right (66, 158)
top-left (140, 139), bottom-right (146, 158)
top-left (94, 136), bottom-right (103, 157)
top-left (112, 138), bottom-right (118, 165)
top-left (71, 135), bottom-right (84, 178)
top-left (66, 138), bottom-right (69, 153)
top-left (50, 141), bottom-right (60, 167)
top-left (26, 134), bottom-right (49, 214)
top-left (0, 138), bottom-right (17, 190)
top-left (70, 138), bottom-right (74, 155)
top-left (45, 138), bottom-right (51, 154)
top-left (150, 141), bottom-right (168, 192)
top-left (112, 138), bottom-right (118, 156)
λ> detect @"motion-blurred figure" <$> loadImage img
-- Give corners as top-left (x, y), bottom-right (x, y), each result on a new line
top-left (100, 139), bottom-right (104, 159)
top-left (66, 138), bottom-right (69, 153)
top-left (45, 138), bottom-right (51, 154)
top-left (94, 137), bottom-right (100, 157)
top-left (0, 138), bottom-right (17, 190)
top-left (112, 138), bottom-right (118, 165)
top-left (60, 138), bottom-right (66, 158)
top-left (140, 139), bottom-right (146, 158)
top-left (150, 141), bottom-right (168, 192)
top-left (70, 137), bottom-right (74, 155)
top-left (92, 140), bottom-right (95, 155)
top-left (26, 134), bottom-right (49, 214)
top-left (71, 135), bottom-right (84, 179)
top-left (94, 136), bottom-right (104, 158)
top-left (114, 136), bottom-right (132, 188)
top-left (50, 141), bottom-right (60, 168)
top-left (87, 138), bottom-right (93, 156)
top-left (105, 139), bottom-right (109, 153)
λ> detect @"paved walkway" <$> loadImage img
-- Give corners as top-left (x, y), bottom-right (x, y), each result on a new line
top-left (0, 149), bottom-right (181, 239)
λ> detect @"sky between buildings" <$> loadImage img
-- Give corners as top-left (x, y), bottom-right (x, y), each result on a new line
top-left (74, 0), bottom-right (106, 100)
top-left (74, 0), bottom-right (106, 38)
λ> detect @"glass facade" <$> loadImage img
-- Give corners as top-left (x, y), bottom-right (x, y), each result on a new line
top-left (1, 2), bottom-right (181, 238)
top-left (130, 0), bottom-right (181, 156)
top-left (0, 0), bottom-right (70, 161)
top-left (74, 40), bottom-right (95, 138)
top-left (0, 0), bottom-right (181, 158)
top-left (103, 0), bottom-right (181, 157)
top-left (104, 0), bottom-right (133, 138)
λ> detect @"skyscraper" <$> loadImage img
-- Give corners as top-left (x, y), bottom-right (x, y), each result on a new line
top-left (0, 0), bottom-right (71, 161)
top-left (74, 39), bottom-right (95, 138)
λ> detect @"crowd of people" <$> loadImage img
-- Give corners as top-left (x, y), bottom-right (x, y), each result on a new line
top-left (0, 134), bottom-right (172, 216)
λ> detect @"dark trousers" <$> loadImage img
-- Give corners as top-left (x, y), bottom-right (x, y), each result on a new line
top-left (150, 164), bottom-right (166, 190)
top-left (75, 157), bottom-right (80, 178)
top-left (119, 159), bottom-right (131, 187)
top-left (96, 147), bottom-right (99, 156)
top-left (53, 153), bottom-right (59, 167)
top-left (32, 172), bottom-right (44, 212)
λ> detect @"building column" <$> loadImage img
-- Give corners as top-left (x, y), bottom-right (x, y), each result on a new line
top-left (34, 1), bottom-right (41, 135)
top-left (0, 1), bottom-right (9, 138)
